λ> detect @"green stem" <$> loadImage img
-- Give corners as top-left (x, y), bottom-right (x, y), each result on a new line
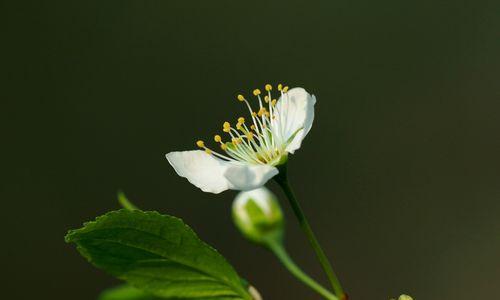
top-left (267, 240), bottom-right (338, 300)
top-left (274, 163), bottom-right (346, 299)
top-left (117, 191), bottom-right (139, 211)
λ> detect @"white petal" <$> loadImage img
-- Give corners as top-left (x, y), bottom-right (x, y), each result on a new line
top-left (166, 150), bottom-right (278, 194)
top-left (166, 150), bottom-right (231, 193)
top-left (224, 164), bottom-right (278, 191)
top-left (273, 87), bottom-right (316, 154)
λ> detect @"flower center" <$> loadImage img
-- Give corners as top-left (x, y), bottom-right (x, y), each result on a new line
top-left (196, 83), bottom-right (290, 165)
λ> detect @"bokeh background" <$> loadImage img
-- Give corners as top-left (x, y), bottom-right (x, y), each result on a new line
top-left (3, 1), bottom-right (500, 299)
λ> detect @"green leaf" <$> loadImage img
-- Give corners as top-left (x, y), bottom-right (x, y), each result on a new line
top-left (66, 210), bottom-right (251, 300)
top-left (99, 285), bottom-right (161, 300)
top-left (99, 285), bottom-right (244, 300)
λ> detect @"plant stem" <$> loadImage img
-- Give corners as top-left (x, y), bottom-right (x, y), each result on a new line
top-left (267, 240), bottom-right (338, 300)
top-left (117, 191), bottom-right (139, 211)
top-left (274, 163), bottom-right (346, 300)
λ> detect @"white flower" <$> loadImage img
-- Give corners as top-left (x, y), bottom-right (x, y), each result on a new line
top-left (166, 84), bottom-right (316, 193)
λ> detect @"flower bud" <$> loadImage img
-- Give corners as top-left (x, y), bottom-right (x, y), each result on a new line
top-left (390, 295), bottom-right (413, 300)
top-left (232, 187), bottom-right (284, 244)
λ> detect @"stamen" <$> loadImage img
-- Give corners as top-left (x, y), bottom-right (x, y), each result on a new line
top-left (197, 84), bottom-right (289, 165)
top-left (257, 107), bottom-right (267, 117)
top-left (195, 139), bottom-right (236, 161)
top-left (252, 114), bottom-right (272, 148)
top-left (267, 89), bottom-right (274, 126)
top-left (226, 142), bottom-right (262, 164)
top-left (227, 127), bottom-right (265, 162)
top-left (238, 95), bottom-right (262, 138)
top-left (206, 146), bottom-right (237, 161)
top-left (232, 137), bottom-right (242, 145)
top-left (246, 132), bottom-right (254, 141)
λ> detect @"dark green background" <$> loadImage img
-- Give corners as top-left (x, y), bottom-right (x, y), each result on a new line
top-left (3, 1), bottom-right (499, 299)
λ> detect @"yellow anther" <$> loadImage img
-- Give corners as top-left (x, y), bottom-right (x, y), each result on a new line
top-left (237, 94), bottom-right (245, 102)
top-left (236, 123), bottom-right (243, 130)
top-left (253, 89), bottom-right (261, 96)
top-left (283, 86), bottom-right (289, 92)
top-left (278, 84), bottom-right (283, 91)
top-left (223, 127), bottom-right (231, 133)
top-left (238, 117), bottom-right (245, 123)
top-left (271, 99), bottom-right (277, 106)
top-left (252, 112), bottom-right (257, 117)
top-left (246, 132), bottom-right (254, 140)
top-left (214, 135), bottom-right (222, 142)
top-left (257, 107), bottom-right (267, 117)
top-left (223, 121), bottom-right (231, 128)
top-left (265, 84), bottom-right (272, 91)
top-left (250, 124), bottom-right (256, 130)
top-left (221, 144), bottom-right (228, 151)
top-left (265, 111), bottom-right (270, 117)
top-left (264, 95), bottom-right (270, 103)
top-left (196, 140), bottom-right (205, 148)
top-left (205, 149), bottom-right (212, 155)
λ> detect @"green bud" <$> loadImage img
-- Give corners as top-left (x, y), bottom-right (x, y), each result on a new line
top-left (232, 187), bottom-right (284, 244)
top-left (390, 295), bottom-right (413, 300)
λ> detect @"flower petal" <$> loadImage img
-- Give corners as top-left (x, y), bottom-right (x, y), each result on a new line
top-left (273, 87), bottom-right (316, 154)
top-left (223, 163), bottom-right (278, 191)
top-left (166, 150), bottom-right (278, 194)
top-left (166, 150), bottom-right (231, 193)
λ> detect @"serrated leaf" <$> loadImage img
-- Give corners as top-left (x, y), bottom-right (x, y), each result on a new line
top-left (66, 210), bottom-right (251, 300)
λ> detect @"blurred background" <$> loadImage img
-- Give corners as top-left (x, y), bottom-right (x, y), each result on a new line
top-left (2, 1), bottom-right (500, 299)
